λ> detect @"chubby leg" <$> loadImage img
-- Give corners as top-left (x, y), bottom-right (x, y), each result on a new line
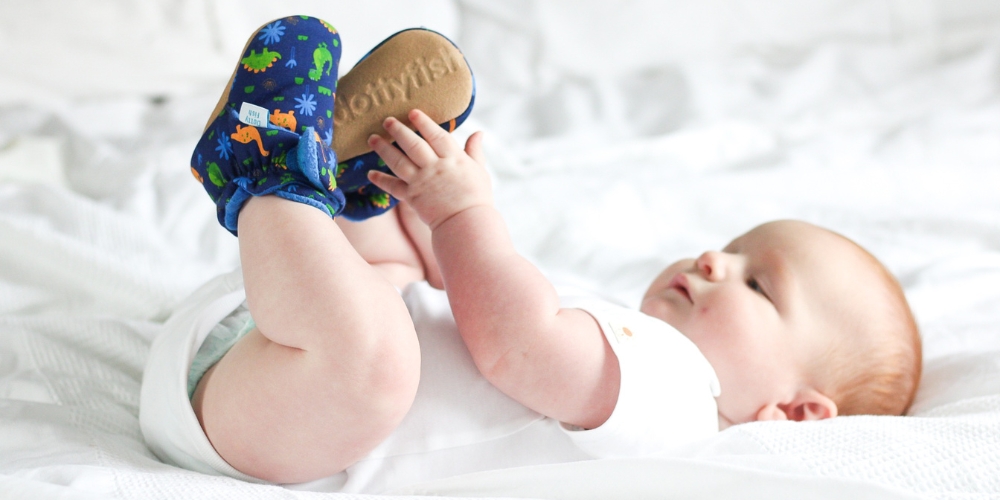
top-left (335, 201), bottom-right (443, 290)
top-left (191, 196), bottom-right (420, 483)
top-left (185, 17), bottom-right (454, 482)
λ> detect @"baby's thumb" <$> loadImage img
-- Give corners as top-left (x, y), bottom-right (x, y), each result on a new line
top-left (464, 131), bottom-right (487, 165)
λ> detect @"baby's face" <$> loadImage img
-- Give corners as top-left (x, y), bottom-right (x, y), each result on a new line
top-left (640, 221), bottom-right (865, 428)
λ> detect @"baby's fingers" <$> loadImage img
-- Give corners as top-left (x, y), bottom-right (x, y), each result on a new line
top-left (408, 109), bottom-right (460, 158)
top-left (367, 171), bottom-right (408, 201)
top-left (369, 134), bottom-right (417, 179)
top-left (383, 117), bottom-right (438, 166)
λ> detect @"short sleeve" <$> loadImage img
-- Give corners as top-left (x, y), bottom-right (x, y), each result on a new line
top-left (558, 296), bottom-right (721, 458)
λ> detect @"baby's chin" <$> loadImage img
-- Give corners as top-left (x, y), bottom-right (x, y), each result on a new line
top-left (639, 295), bottom-right (686, 334)
top-left (638, 294), bottom-right (663, 319)
top-left (717, 412), bottom-right (734, 431)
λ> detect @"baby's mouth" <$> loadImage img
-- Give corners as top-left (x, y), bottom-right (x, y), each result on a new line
top-left (668, 274), bottom-right (693, 303)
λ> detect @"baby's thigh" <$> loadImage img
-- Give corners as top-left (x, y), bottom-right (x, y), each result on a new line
top-left (192, 313), bottom-right (420, 483)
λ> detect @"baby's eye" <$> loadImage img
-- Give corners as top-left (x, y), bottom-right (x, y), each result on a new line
top-left (747, 277), bottom-right (765, 295)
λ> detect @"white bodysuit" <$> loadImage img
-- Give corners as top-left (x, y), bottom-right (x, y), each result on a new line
top-left (140, 268), bottom-right (720, 494)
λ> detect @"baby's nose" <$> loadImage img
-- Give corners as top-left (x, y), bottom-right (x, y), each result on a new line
top-left (695, 251), bottom-right (726, 281)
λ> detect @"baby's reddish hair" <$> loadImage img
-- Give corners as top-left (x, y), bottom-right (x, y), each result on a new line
top-left (816, 236), bottom-right (922, 416)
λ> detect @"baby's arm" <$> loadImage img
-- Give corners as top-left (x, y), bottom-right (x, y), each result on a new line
top-left (368, 111), bottom-right (620, 429)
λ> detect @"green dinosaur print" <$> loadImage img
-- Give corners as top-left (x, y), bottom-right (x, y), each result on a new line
top-left (370, 192), bottom-right (391, 209)
top-left (308, 43), bottom-right (333, 82)
top-left (318, 85), bottom-right (332, 96)
top-left (272, 150), bottom-right (288, 169)
top-left (280, 173), bottom-right (295, 184)
top-left (241, 48), bottom-right (282, 73)
top-left (207, 162), bottom-right (226, 187)
top-left (336, 162), bottom-right (348, 178)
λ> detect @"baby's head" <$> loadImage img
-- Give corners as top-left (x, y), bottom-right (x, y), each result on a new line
top-left (640, 220), bottom-right (921, 428)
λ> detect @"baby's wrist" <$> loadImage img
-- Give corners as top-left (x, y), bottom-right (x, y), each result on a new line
top-left (429, 202), bottom-right (494, 233)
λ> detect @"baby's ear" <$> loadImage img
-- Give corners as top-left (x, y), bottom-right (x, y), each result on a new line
top-left (756, 389), bottom-right (838, 422)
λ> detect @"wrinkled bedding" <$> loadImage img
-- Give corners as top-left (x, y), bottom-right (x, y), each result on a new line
top-left (1, 1), bottom-right (999, 498)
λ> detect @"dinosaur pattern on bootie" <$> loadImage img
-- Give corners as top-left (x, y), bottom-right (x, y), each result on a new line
top-left (191, 18), bottom-right (478, 233)
top-left (191, 16), bottom-right (344, 235)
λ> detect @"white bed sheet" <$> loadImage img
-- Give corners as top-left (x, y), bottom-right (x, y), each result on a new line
top-left (2, 0), bottom-right (1000, 498)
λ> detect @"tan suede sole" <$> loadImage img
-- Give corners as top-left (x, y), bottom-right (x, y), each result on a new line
top-left (333, 30), bottom-right (473, 162)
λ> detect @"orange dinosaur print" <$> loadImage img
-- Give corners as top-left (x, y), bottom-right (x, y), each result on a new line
top-left (231, 125), bottom-right (270, 157)
top-left (269, 109), bottom-right (297, 131)
top-left (191, 167), bottom-right (204, 184)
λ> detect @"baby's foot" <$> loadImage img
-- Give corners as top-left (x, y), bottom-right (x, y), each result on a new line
top-left (330, 28), bottom-right (476, 221)
top-left (191, 16), bottom-right (343, 235)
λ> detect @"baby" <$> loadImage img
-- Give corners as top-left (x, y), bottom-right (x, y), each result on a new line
top-left (140, 16), bottom-right (922, 494)
top-left (368, 110), bottom-right (923, 429)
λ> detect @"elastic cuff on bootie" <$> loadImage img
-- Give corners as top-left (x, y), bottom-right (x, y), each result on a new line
top-left (211, 122), bottom-right (347, 232)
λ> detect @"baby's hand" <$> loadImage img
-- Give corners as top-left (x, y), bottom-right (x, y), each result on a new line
top-left (367, 109), bottom-right (492, 230)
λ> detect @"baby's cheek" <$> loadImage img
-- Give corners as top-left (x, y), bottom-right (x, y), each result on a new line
top-left (694, 298), bottom-right (727, 326)
top-left (698, 300), bottom-right (751, 348)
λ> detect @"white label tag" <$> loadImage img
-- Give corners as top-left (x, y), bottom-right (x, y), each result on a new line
top-left (238, 102), bottom-right (269, 128)
top-left (608, 321), bottom-right (634, 344)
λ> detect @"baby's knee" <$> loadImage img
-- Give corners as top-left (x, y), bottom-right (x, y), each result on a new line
top-left (318, 309), bottom-right (422, 422)
top-left (365, 322), bottom-right (422, 412)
